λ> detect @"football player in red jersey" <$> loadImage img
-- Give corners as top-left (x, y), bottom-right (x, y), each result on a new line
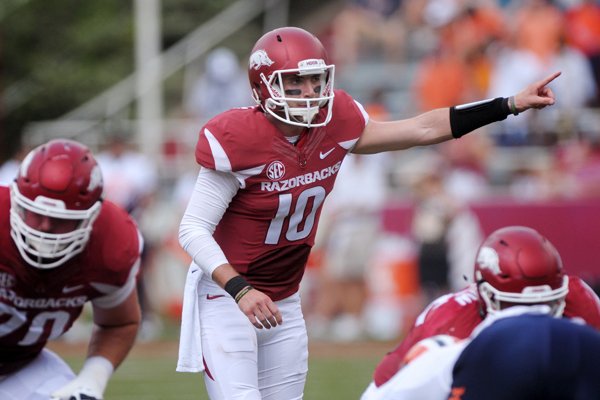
top-left (0, 139), bottom-right (142, 400)
top-left (368, 226), bottom-right (600, 391)
top-left (177, 26), bottom-right (561, 399)
top-left (361, 307), bottom-right (600, 400)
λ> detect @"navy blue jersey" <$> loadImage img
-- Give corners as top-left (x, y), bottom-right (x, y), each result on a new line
top-left (450, 314), bottom-right (600, 400)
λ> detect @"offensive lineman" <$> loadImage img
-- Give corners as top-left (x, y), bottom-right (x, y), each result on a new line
top-left (368, 226), bottom-right (600, 391)
top-left (0, 139), bottom-right (142, 400)
top-left (177, 26), bottom-right (561, 399)
top-left (362, 306), bottom-right (600, 400)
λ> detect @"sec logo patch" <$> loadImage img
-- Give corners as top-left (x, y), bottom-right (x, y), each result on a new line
top-left (267, 161), bottom-right (285, 181)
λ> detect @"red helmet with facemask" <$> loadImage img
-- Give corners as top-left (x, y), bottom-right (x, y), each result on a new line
top-left (9, 139), bottom-right (103, 269)
top-left (248, 27), bottom-right (335, 128)
top-left (474, 226), bottom-right (569, 317)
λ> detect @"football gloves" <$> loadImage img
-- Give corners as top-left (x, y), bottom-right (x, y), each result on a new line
top-left (51, 356), bottom-right (113, 400)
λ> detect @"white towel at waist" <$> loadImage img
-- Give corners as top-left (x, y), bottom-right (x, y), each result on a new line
top-left (176, 263), bottom-right (204, 373)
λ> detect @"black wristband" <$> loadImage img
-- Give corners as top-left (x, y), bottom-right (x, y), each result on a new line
top-left (224, 275), bottom-right (251, 299)
top-left (450, 97), bottom-right (511, 138)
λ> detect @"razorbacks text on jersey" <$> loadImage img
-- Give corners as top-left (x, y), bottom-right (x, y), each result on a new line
top-left (194, 89), bottom-right (368, 301)
top-left (0, 187), bottom-right (141, 375)
top-left (373, 278), bottom-right (600, 387)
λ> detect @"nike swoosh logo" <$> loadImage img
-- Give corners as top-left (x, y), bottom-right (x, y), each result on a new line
top-left (319, 148), bottom-right (335, 159)
top-left (206, 294), bottom-right (226, 300)
top-left (62, 284), bottom-right (84, 294)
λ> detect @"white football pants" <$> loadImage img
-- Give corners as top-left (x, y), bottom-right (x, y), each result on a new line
top-left (198, 277), bottom-right (308, 400)
top-left (0, 348), bottom-right (76, 400)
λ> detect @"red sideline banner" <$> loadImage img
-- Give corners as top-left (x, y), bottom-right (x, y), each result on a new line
top-left (382, 198), bottom-right (600, 283)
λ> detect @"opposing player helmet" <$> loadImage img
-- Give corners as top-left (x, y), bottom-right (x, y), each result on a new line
top-left (10, 139), bottom-right (103, 269)
top-left (474, 226), bottom-right (569, 317)
top-left (248, 26), bottom-right (335, 128)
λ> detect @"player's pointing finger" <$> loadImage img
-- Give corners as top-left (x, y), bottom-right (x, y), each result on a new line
top-left (538, 71), bottom-right (561, 88)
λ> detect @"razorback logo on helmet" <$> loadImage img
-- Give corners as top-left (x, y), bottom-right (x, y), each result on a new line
top-left (249, 50), bottom-right (274, 70)
top-left (476, 246), bottom-right (501, 274)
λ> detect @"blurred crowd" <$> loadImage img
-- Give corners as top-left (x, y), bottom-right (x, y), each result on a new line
top-left (1, 0), bottom-right (599, 343)
top-left (302, 0), bottom-right (600, 341)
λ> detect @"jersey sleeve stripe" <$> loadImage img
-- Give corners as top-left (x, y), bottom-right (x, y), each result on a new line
top-left (90, 257), bottom-right (140, 308)
top-left (90, 230), bottom-right (143, 309)
top-left (204, 128), bottom-right (232, 172)
top-left (353, 99), bottom-right (370, 126)
top-left (339, 138), bottom-right (359, 150)
top-left (232, 165), bottom-right (266, 189)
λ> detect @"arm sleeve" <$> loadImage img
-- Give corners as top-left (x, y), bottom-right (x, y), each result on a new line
top-left (178, 167), bottom-right (239, 276)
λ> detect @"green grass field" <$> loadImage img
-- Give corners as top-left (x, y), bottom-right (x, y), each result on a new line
top-left (55, 340), bottom-right (388, 399)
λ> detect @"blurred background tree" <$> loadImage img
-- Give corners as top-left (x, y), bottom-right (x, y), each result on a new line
top-left (0, 0), bottom-right (242, 161)
top-left (0, 0), bottom-right (338, 162)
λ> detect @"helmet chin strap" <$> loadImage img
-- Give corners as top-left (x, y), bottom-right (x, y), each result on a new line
top-left (27, 237), bottom-right (65, 254)
top-left (288, 105), bottom-right (320, 124)
top-left (264, 98), bottom-right (323, 128)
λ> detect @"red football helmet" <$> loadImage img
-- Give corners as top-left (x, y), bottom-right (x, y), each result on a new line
top-left (9, 139), bottom-right (103, 269)
top-left (248, 26), bottom-right (335, 128)
top-left (474, 226), bottom-right (569, 317)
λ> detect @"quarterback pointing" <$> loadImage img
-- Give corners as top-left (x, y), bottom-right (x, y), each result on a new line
top-left (0, 139), bottom-right (142, 400)
top-left (177, 26), bottom-right (561, 399)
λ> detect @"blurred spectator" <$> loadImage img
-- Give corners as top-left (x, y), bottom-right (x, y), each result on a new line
top-left (553, 138), bottom-right (600, 199)
top-left (413, 50), bottom-right (469, 111)
top-left (508, 137), bottom-right (600, 200)
top-left (95, 133), bottom-right (161, 340)
top-left (431, 0), bottom-right (504, 65)
top-left (364, 87), bottom-right (392, 120)
top-left (306, 90), bottom-right (398, 341)
top-left (412, 0), bottom-right (466, 110)
top-left (438, 134), bottom-right (494, 202)
top-left (539, 38), bottom-right (598, 143)
top-left (413, 1), bottom-right (505, 111)
top-left (96, 135), bottom-right (159, 214)
top-left (564, 0), bottom-right (600, 106)
top-left (484, 0), bottom-right (564, 146)
top-left (184, 47), bottom-right (253, 121)
top-left (309, 152), bottom-right (393, 341)
top-left (409, 153), bottom-right (483, 304)
top-left (330, 0), bottom-right (406, 69)
top-left (508, 162), bottom-right (558, 200)
top-left (552, 39), bottom-right (598, 110)
top-left (486, 45), bottom-right (547, 145)
top-left (511, 0), bottom-right (564, 63)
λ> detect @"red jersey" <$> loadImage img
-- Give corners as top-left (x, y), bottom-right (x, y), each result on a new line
top-left (373, 277), bottom-right (600, 387)
top-left (0, 186), bottom-right (141, 374)
top-left (194, 90), bottom-right (367, 301)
